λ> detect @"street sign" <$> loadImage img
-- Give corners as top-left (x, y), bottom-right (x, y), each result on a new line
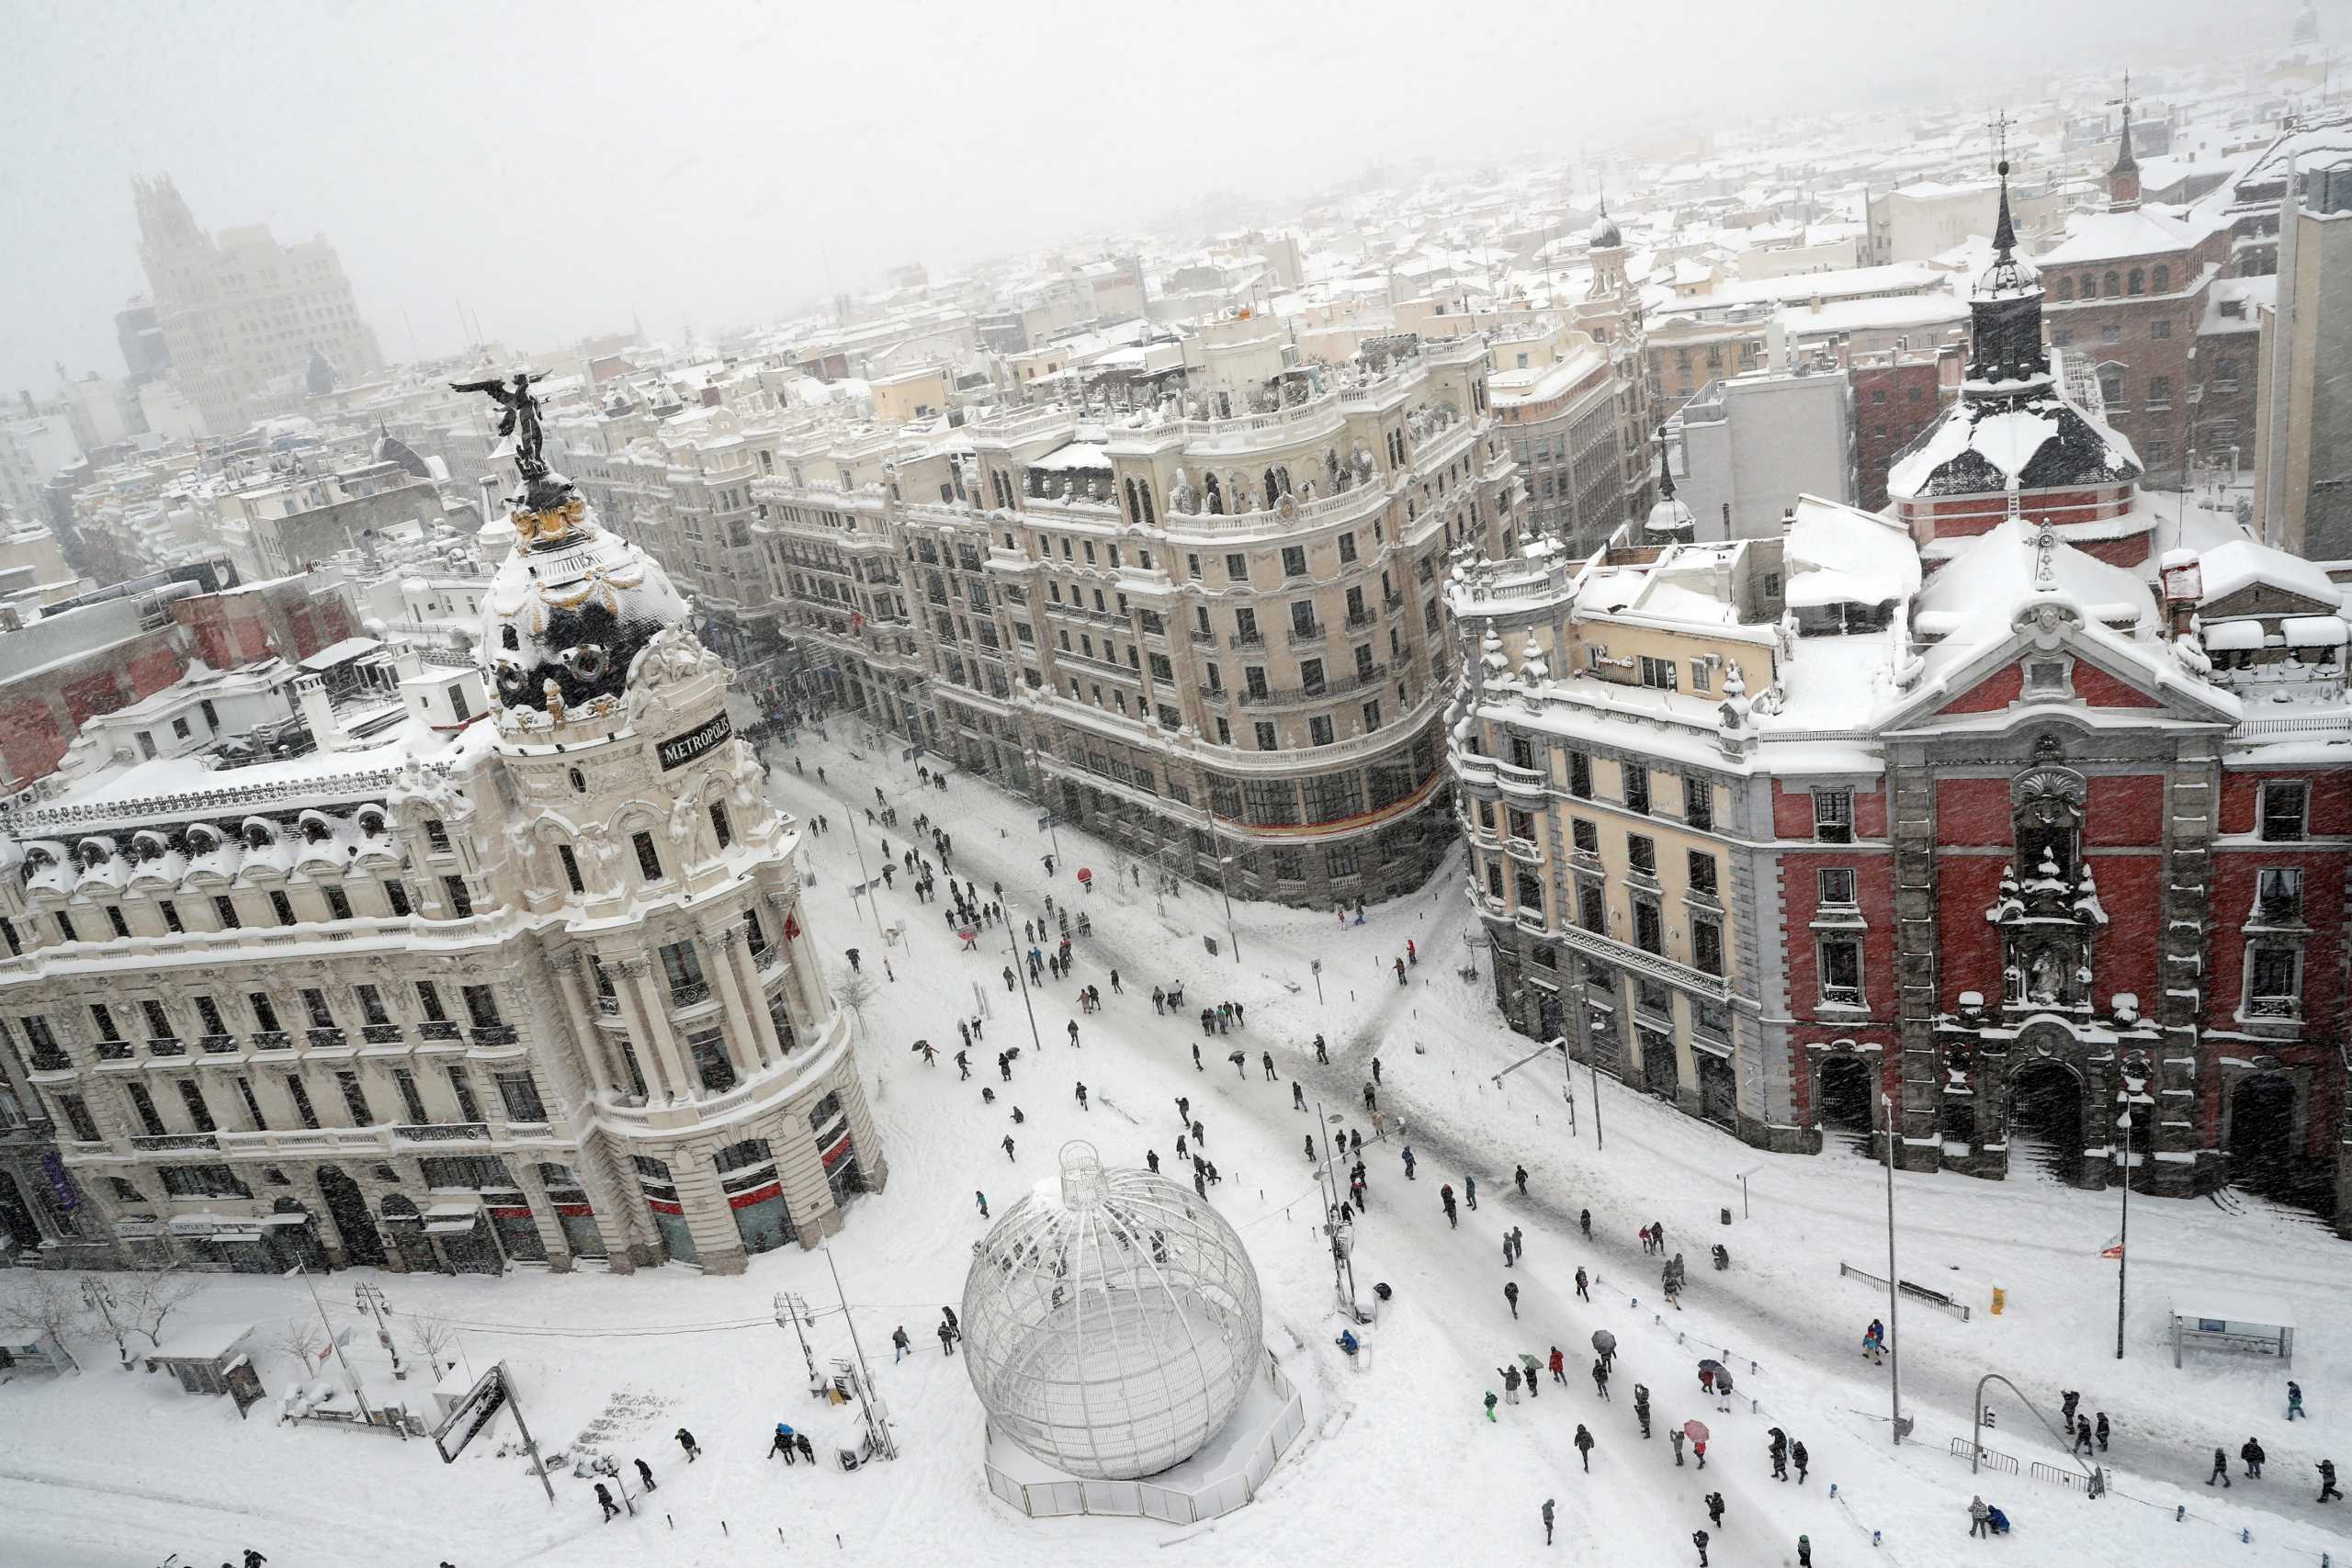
top-left (1204, 936), bottom-right (1220, 957)
top-left (433, 1363), bottom-right (510, 1463)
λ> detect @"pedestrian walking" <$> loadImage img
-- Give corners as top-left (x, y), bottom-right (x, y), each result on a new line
top-left (2243, 1438), bottom-right (2266, 1478)
top-left (1442, 1183), bottom-right (1457, 1227)
top-left (1402, 1145), bottom-right (1418, 1179)
top-left (1574, 1424), bottom-right (1595, 1472)
top-left (2060, 1389), bottom-right (2079, 1427)
top-left (1799, 1534), bottom-right (1813, 1567)
top-left (955, 1049), bottom-right (970, 1080)
top-left (1634, 1384), bottom-right (1653, 1438)
top-left (1969, 1495), bottom-right (1991, 1536)
top-left (1769, 1427), bottom-right (1789, 1481)
top-left (1592, 1359), bottom-right (1611, 1400)
top-left (1692, 1529), bottom-right (1709, 1567)
top-left (1075, 1081), bottom-right (1089, 1111)
top-left (1146, 1148), bottom-right (1160, 1173)
top-left (1501, 1364), bottom-right (1521, 1404)
top-left (1003, 1134), bottom-right (1016, 1162)
top-left (2207, 1446), bottom-right (2232, 1487)
top-left (1505, 1280), bottom-right (1521, 1319)
top-left (770, 1423), bottom-right (797, 1459)
top-left (1792, 1438), bottom-right (1809, 1483)
top-left (892, 1325), bottom-right (910, 1362)
top-left (937, 1321), bottom-right (956, 1356)
top-left (1152, 986), bottom-right (1165, 1014)
top-left (1542, 1497), bottom-right (1555, 1546)
top-left (975, 1190), bottom-right (989, 1217)
top-left (2319, 1458), bottom-right (2341, 1502)
top-left (1485, 1391), bottom-right (1498, 1423)
top-left (596, 1483), bottom-right (620, 1522)
top-left (1315, 1033), bottom-right (1329, 1064)
top-left (676, 1428), bottom-right (700, 1461)
top-left (1579, 1207), bottom-right (1591, 1238)
top-left (1192, 1043), bottom-right (1204, 1071)
top-left (1503, 1233), bottom-right (1515, 1269)
top-left (2074, 1416), bottom-right (2094, 1455)
top-left (2095, 1412), bottom-right (2109, 1451)
top-left (2288, 1381), bottom-right (2306, 1420)
top-left (635, 1458), bottom-right (656, 1492)
top-left (1515, 1164), bottom-right (1528, 1196)
top-left (1465, 1174), bottom-right (1478, 1211)
top-left (1262, 1051), bottom-right (1277, 1081)
top-left (1575, 1266), bottom-right (1589, 1302)
top-left (1670, 1427), bottom-right (1686, 1466)
top-left (1550, 1346), bottom-right (1566, 1384)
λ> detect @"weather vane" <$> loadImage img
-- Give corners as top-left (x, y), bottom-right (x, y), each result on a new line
top-left (451, 369), bottom-right (552, 486)
top-left (1986, 107), bottom-right (2013, 174)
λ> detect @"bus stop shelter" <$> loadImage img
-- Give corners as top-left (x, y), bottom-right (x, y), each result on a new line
top-left (2169, 1293), bottom-right (2294, 1369)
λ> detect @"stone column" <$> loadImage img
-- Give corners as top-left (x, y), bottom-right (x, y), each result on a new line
top-left (507, 1158), bottom-right (572, 1273)
top-left (707, 923), bottom-right (768, 1077)
top-left (546, 954), bottom-right (617, 1104)
top-left (614, 961), bottom-right (686, 1101)
top-left (726, 930), bottom-right (788, 1066)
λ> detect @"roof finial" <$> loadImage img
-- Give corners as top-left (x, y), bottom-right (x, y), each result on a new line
top-left (1657, 434), bottom-right (1676, 501)
top-left (2105, 73), bottom-right (2142, 209)
top-left (1986, 107), bottom-right (2018, 260)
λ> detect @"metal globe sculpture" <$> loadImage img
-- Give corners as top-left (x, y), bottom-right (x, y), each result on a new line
top-left (963, 1142), bottom-right (1263, 1481)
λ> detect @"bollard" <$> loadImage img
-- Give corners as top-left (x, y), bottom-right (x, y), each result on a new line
top-left (666, 1515), bottom-right (673, 1529)
top-left (1751, 1398), bottom-right (1760, 1414)
top-left (1721, 1206), bottom-right (1732, 1225)
top-left (1830, 1483), bottom-right (1838, 1498)
top-left (2175, 1505), bottom-right (2185, 1521)
top-left (1749, 1360), bottom-right (1758, 1375)
top-left (2241, 1529), bottom-right (2251, 1544)
top-left (1871, 1529), bottom-right (1882, 1548)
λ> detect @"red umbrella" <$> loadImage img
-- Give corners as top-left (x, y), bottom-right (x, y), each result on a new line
top-left (1682, 1419), bottom-right (1710, 1442)
top-left (1076, 867), bottom-right (1093, 884)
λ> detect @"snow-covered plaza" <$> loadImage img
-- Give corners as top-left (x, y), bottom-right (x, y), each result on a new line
top-left (1, 727), bottom-right (2342, 1568)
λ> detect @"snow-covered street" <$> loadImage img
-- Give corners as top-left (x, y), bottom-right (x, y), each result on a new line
top-left (1, 728), bottom-right (2342, 1568)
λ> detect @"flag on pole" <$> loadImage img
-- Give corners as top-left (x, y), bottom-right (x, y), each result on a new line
top-left (2099, 1235), bottom-right (2124, 1259)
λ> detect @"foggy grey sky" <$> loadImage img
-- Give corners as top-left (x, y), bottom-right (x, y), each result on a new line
top-left (0, 0), bottom-right (2278, 394)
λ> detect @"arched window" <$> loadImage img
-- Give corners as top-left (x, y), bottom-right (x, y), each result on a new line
top-left (2080, 274), bottom-right (2096, 299)
top-left (2103, 270), bottom-right (2121, 298)
top-left (1204, 473), bottom-right (1224, 514)
top-left (2055, 276), bottom-right (2074, 300)
top-left (2098, 365), bottom-right (2125, 406)
top-left (1123, 477), bottom-right (1140, 522)
top-left (2153, 264), bottom-right (2170, 292)
top-left (2128, 268), bottom-right (2144, 296)
top-left (1276, 466), bottom-right (1291, 496)
top-left (1138, 483), bottom-right (1156, 526)
top-left (1262, 468), bottom-right (1279, 510)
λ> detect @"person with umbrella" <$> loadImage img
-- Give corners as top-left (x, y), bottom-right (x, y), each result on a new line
top-left (1519, 1351), bottom-right (1544, 1401)
top-left (1714, 1368), bottom-right (1736, 1412)
top-left (1685, 1418), bottom-right (1711, 1470)
top-left (1592, 1328), bottom-right (1617, 1371)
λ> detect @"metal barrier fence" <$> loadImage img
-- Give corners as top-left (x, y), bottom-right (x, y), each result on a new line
top-left (1948, 1437), bottom-right (2020, 1473)
top-left (1838, 1261), bottom-right (1973, 1321)
top-left (2029, 1460), bottom-right (2088, 1491)
top-left (982, 1359), bottom-right (1306, 1523)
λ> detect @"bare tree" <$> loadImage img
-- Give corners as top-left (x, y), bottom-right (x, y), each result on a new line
top-left (407, 1313), bottom-right (459, 1377)
top-left (273, 1315), bottom-right (326, 1377)
top-left (833, 966), bottom-right (881, 1036)
top-left (0, 1272), bottom-right (93, 1372)
top-left (122, 1271), bottom-right (206, 1351)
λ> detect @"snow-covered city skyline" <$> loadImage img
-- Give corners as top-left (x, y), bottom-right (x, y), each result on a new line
top-left (0, 3), bottom-right (2347, 1565)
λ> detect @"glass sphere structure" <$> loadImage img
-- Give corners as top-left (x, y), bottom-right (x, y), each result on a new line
top-left (963, 1142), bottom-right (1263, 1481)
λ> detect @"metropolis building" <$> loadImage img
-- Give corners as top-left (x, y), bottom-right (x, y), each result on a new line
top-left (0, 448), bottom-right (884, 1276)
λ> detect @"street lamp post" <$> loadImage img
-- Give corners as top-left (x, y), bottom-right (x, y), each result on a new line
top-left (2114, 1100), bottom-right (2132, 1361)
top-left (1209, 819), bottom-right (1240, 963)
top-left (1004, 899), bottom-right (1046, 1058)
top-left (1882, 1090), bottom-right (1903, 1446)
top-left (842, 810), bottom-right (887, 943)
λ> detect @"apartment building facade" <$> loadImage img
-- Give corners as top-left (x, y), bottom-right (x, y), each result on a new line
top-left (750, 329), bottom-right (1522, 908)
top-left (0, 486), bottom-right (884, 1275)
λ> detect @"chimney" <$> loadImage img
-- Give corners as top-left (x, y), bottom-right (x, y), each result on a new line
top-left (294, 672), bottom-right (348, 751)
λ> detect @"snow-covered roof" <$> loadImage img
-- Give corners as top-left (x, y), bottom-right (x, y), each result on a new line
top-left (1029, 442), bottom-right (1112, 473)
top-left (2168, 1292), bottom-right (2297, 1329)
top-left (2199, 537), bottom-right (2342, 608)
top-left (1783, 495), bottom-right (1920, 607)
top-left (1887, 388), bottom-right (2140, 502)
top-left (2035, 205), bottom-right (2211, 266)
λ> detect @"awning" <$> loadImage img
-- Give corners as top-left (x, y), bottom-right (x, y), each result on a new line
top-left (167, 1213), bottom-right (243, 1235)
top-left (260, 1212), bottom-right (311, 1227)
top-left (2281, 615), bottom-right (2348, 646)
top-left (211, 1228), bottom-right (265, 1245)
top-left (424, 1217), bottom-right (481, 1235)
top-left (114, 1219), bottom-right (165, 1238)
top-left (423, 1201), bottom-right (482, 1219)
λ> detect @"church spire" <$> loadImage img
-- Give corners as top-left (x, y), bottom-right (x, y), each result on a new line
top-left (1967, 149), bottom-right (2051, 391)
top-left (1657, 436), bottom-right (1676, 502)
top-left (2108, 73), bottom-right (2142, 210)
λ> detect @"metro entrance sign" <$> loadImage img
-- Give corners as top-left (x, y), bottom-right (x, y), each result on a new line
top-left (433, 1363), bottom-right (509, 1462)
top-left (433, 1359), bottom-right (556, 1502)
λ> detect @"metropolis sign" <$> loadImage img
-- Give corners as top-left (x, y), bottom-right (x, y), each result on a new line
top-left (657, 712), bottom-right (734, 771)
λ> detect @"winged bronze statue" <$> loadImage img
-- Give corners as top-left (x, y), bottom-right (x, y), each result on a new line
top-left (451, 370), bottom-right (551, 481)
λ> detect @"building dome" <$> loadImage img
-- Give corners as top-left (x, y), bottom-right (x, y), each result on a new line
top-left (1589, 214), bottom-right (1623, 250)
top-left (476, 480), bottom-right (691, 726)
top-left (962, 1142), bottom-right (1263, 1482)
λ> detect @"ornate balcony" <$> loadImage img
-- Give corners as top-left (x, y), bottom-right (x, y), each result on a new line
top-left (361, 1024), bottom-right (405, 1044)
top-left (669, 982), bottom-right (712, 1009)
top-left (307, 1028), bottom-right (348, 1050)
top-left (392, 1121), bottom-right (490, 1143)
top-left (250, 1031), bottom-right (292, 1052)
top-left (198, 1035), bottom-right (240, 1055)
top-left (418, 1021), bottom-right (462, 1043)
top-left (95, 1041), bottom-right (133, 1062)
top-left (131, 1132), bottom-right (219, 1151)
top-left (470, 1024), bottom-right (521, 1047)
top-left (145, 1037), bottom-right (186, 1057)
